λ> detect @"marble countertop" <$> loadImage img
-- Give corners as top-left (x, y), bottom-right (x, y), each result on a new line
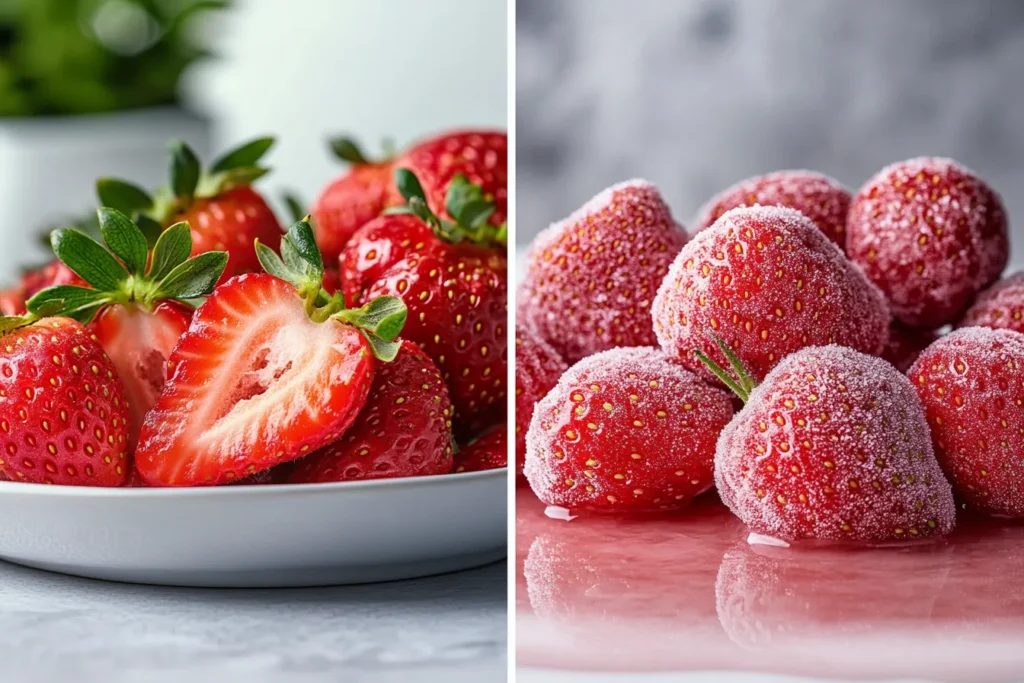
top-left (0, 560), bottom-right (507, 682)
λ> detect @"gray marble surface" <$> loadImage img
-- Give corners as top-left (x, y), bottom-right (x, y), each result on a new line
top-left (517, 0), bottom-right (1024, 263)
top-left (0, 560), bottom-right (507, 682)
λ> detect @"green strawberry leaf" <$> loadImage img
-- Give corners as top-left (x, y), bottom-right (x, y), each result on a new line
top-left (153, 251), bottom-right (228, 301)
top-left (51, 229), bottom-right (128, 292)
top-left (329, 137), bottom-right (369, 165)
top-left (361, 332), bottom-right (402, 363)
top-left (255, 240), bottom-right (303, 289)
top-left (0, 315), bottom-right (35, 334)
top-left (169, 140), bottom-right (201, 200)
top-left (394, 168), bottom-right (428, 205)
top-left (149, 221), bottom-right (194, 281)
top-left (96, 178), bottom-right (154, 215)
top-left (284, 219), bottom-right (323, 273)
top-left (203, 166), bottom-right (271, 196)
top-left (134, 214), bottom-right (164, 248)
top-left (97, 207), bottom-right (149, 276)
top-left (210, 137), bottom-right (275, 173)
top-left (335, 295), bottom-right (407, 342)
top-left (26, 285), bottom-right (113, 324)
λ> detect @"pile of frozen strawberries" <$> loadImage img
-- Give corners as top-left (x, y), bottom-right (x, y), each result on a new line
top-left (518, 158), bottom-right (1023, 545)
top-left (0, 129), bottom-right (508, 487)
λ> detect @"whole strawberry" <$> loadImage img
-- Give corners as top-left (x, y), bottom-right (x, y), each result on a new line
top-left (653, 205), bottom-right (889, 383)
top-left (958, 272), bottom-right (1024, 334)
top-left (455, 426), bottom-right (507, 473)
top-left (341, 170), bottom-right (507, 437)
top-left (288, 340), bottom-right (454, 483)
top-left (0, 315), bottom-right (129, 485)
top-left (518, 179), bottom-right (689, 363)
top-left (847, 157), bottom-right (1008, 328)
top-left (515, 324), bottom-right (567, 476)
top-left (710, 344), bottom-right (955, 543)
top-left (385, 130), bottom-right (507, 229)
top-left (695, 170), bottom-right (851, 251)
top-left (910, 327), bottom-right (1024, 518)
top-left (97, 137), bottom-right (283, 282)
top-left (524, 347), bottom-right (734, 515)
top-left (135, 219), bottom-right (408, 486)
top-left (29, 209), bottom-right (227, 453)
top-left (312, 136), bottom-right (395, 263)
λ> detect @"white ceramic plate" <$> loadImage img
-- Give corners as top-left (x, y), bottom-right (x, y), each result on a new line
top-left (0, 469), bottom-right (507, 587)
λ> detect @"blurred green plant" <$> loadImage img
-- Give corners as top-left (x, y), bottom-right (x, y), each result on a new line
top-left (0, 0), bottom-right (226, 117)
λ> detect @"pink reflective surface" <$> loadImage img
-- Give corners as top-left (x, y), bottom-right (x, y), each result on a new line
top-left (516, 486), bottom-right (1024, 681)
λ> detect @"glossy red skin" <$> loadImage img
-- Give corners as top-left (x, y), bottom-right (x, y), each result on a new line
top-left (515, 324), bottom-right (567, 477)
top-left (341, 216), bottom-right (507, 436)
top-left (717, 346), bottom-right (955, 543)
top-left (1, 260), bottom-right (87, 316)
top-left (175, 187), bottom-right (283, 282)
top-left (312, 162), bottom-right (393, 263)
top-left (847, 157), bottom-right (1009, 328)
top-left (653, 205), bottom-right (889, 383)
top-left (910, 327), bottom-right (1024, 518)
top-left (135, 273), bottom-right (375, 487)
top-left (0, 317), bottom-right (130, 485)
top-left (455, 426), bottom-right (507, 473)
top-left (518, 181), bottom-right (688, 364)
top-left (386, 130), bottom-right (507, 228)
top-left (882, 321), bottom-right (938, 373)
top-left (91, 301), bottom-right (192, 452)
top-left (958, 272), bottom-right (1024, 334)
top-left (525, 347), bottom-right (734, 514)
top-left (696, 170), bottom-right (852, 252)
top-left (288, 340), bottom-right (453, 483)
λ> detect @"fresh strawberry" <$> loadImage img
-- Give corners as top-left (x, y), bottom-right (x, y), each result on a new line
top-left (288, 339), bottom-right (454, 483)
top-left (96, 137), bottom-right (283, 282)
top-left (653, 205), bottom-right (889, 383)
top-left (455, 426), bottom-right (507, 473)
top-left (695, 170), bottom-right (851, 252)
top-left (312, 137), bottom-right (395, 263)
top-left (518, 179), bottom-right (688, 364)
top-left (910, 327), bottom-right (1024, 518)
top-left (134, 218), bottom-right (408, 486)
top-left (341, 170), bottom-right (507, 437)
top-left (0, 315), bottom-right (130, 485)
top-left (882, 321), bottom-right (938, 373)
top-left (524, 347), bottom-right (734, 515)
top-left (515, 324), bottom-right (567, 476)
top-left (846, 157), bottom-right (1009, 328)
top-left (30, 209), bottom-right (228, 452)
top-left (0, 288), bottom-right (25, 317)
top-left (707, 343), bottom-right (955, 543)
top-left (958, 271), bottom-right (1024, 334)
top-left (385, 130), bottom-right (506, 230)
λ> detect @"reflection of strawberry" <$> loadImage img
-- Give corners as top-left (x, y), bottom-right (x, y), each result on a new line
top-left (341, 170), bottom-right (507, 437)
top-left (288, 340), bottom-right (454, 483)
top-left (455, 426), bottom-right (507, 473)
top-left (515, 324), bottom-right (567, 476)
top-left (135, 219), bottom-right (408, 486)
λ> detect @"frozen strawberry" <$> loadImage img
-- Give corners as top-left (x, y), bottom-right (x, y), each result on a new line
top-left (847, 157), bottom-right (1008, 328)
top-left (958, 272), bottom-right (1024, 334)
top-left (455, 426), bottom-right (507, 473)
top-left (711, 344), bottom-right (955, 543)
top-left (653, 205), bottom-right (889, 383)
top-left (515, 324), bottom-right (567, 476)
top-left (288, 340), bottom-right (454, 483)
top-left (518, 180), bottom-right (689, 363)
top-left (910, 327), bottom-right (1024, 518)
top-left (695, 170), bottom-right (851, 251)
top-left (882, 321), bottom-right (938, 373)
top-left (524, 347), bottom-right (734, 515)
top-left (135, 219), bottom-right (408, 486)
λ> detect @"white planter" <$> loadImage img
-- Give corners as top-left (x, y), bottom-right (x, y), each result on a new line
top-left (0, 107), bottom-right (210, 278)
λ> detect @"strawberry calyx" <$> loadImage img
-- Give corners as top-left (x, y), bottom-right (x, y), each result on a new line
top-left (694, 334), bottom-right (759, 403)
top-left (25, 208), bottom-right (228, 324)
top-left (383, 168), bottom-right (507, 248)
top-left (328, 135), bottom-right (396, 166)
top-left (255, 217), bottom-right (407, 362)
top-left (95, 136), bottom-right (275, 231)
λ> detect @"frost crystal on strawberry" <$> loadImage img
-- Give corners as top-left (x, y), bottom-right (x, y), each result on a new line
top-left (695, 170), bottom-right (851, 252)
top-left (910, 327), bottom-right (1024, 518)
top-left (653, 205), bottom-right (889, 383)
top-left (518, 180), bottom-right (689, 363)
top-left (958, 272), bottom-right (1024, 335)
top-left (515, 324), bottom-right (567, 476)
top-left (712, 344), bottom-right (955, 544)
top-left (847, 157), bottom-right (1009, 328)
top-left (525, 347), bottom-right (734, 515)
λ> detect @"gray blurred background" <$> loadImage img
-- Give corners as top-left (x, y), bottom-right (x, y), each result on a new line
top-left (516, 0), bottom-right (1024, 266)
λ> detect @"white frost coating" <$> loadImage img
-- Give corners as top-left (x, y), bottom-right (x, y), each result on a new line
top-left (746, 532), bottom-right (791, 548)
